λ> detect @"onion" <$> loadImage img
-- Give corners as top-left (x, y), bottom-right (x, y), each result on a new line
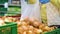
top-left (0, 18), bottom-right (5, 26)
top-left (39, 24), bottom-right (45, 29)
top-left (27, 30), bottom-right (34, 34)
top-left (21, 26), bottom-right (28, 31)
top-left (23, 17), bottom-right (29, 22)
top-left (50, 27), bottom-right (55, 31)
top-left (37, 29), bottom-right (43, 34)
top-left (37, 29), bottom-right (42, 33)
top-left (33, 21), bottom-right (40, 28)
top-left (17, 21), bottom-right (22, 27)
top-left (29, 18), bottom-right (35, 22)
top-left (42, 26), bottom-right (51, 31)
top-left (28, 26), bottom-right (34, 31)
top-left (12, 18), bottom-right (17, 22)
top-left (21, 22), bottom-right (28, 26)
top-left (18, 27), bottom-right (24, 34)
top-left (4, 18), bottom-right (9, 22)
top-left (23, 31), bottom-right (27, 34)
top-left (4, 17), bottom-right (13, 22)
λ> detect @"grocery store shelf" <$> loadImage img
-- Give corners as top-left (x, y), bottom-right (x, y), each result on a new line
top-left (0, 4), bottom-right (21, 7)
top-left (9, 4), bottom-right (21, 7)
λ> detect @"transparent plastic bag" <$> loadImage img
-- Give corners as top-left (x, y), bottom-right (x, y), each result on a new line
top-left (21, 0), bottom-right (41, 21)
top-left (46, 2), bottom-right (60, 26)
top-left (40, 0), bottom-right (60, 26)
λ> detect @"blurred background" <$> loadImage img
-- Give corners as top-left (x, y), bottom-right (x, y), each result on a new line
top-left (0, 0), bottom-right (21, 16)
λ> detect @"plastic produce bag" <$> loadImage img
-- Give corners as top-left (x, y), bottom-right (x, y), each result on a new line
top-left (50, 0), bottom-right (60, 8)
top-left (20, 0), bottom-right (41, 21)
top-left (40, 0), bottom-right (60, 26)
top-left (46, 2), bottom-right (60, 26)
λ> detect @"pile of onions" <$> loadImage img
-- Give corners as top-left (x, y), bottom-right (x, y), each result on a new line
top-left (17, 17), bottom-right (56, 34)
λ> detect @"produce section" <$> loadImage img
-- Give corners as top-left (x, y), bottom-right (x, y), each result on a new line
top-left (0, 0), bottom-right (60, 34)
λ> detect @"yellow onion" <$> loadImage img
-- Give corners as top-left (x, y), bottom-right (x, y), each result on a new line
top-left (33, 21), bottom-right (40, 28)
top-left (27, 30), bottom-right (34, 34)
top-left (21, 26), bottom-right (28, 31)
top-left (0, 18), bottom-right (5, 26)
top-left (23, 31), bottom-right (27, 34)
top-left (39, 24), bottom-right (45, 29)
top-left (42, 26), bottom-right (51, 32)
top-left (37, 29), bottom-right (43, 34)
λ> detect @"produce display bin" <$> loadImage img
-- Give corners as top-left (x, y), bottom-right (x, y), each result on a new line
top-left (0, 0), bottom-right (8, 4)
top-left (0, 22), bottom-right (17, 34)
top-left (44, 28), bottom-right (60, 34)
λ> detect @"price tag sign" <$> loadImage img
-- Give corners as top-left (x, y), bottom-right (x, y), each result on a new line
top-left (4, 2), bottom-right (8, 8)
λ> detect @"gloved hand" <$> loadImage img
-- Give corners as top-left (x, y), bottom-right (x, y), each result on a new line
top-left (39, 0), bottom-right (50, 4)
